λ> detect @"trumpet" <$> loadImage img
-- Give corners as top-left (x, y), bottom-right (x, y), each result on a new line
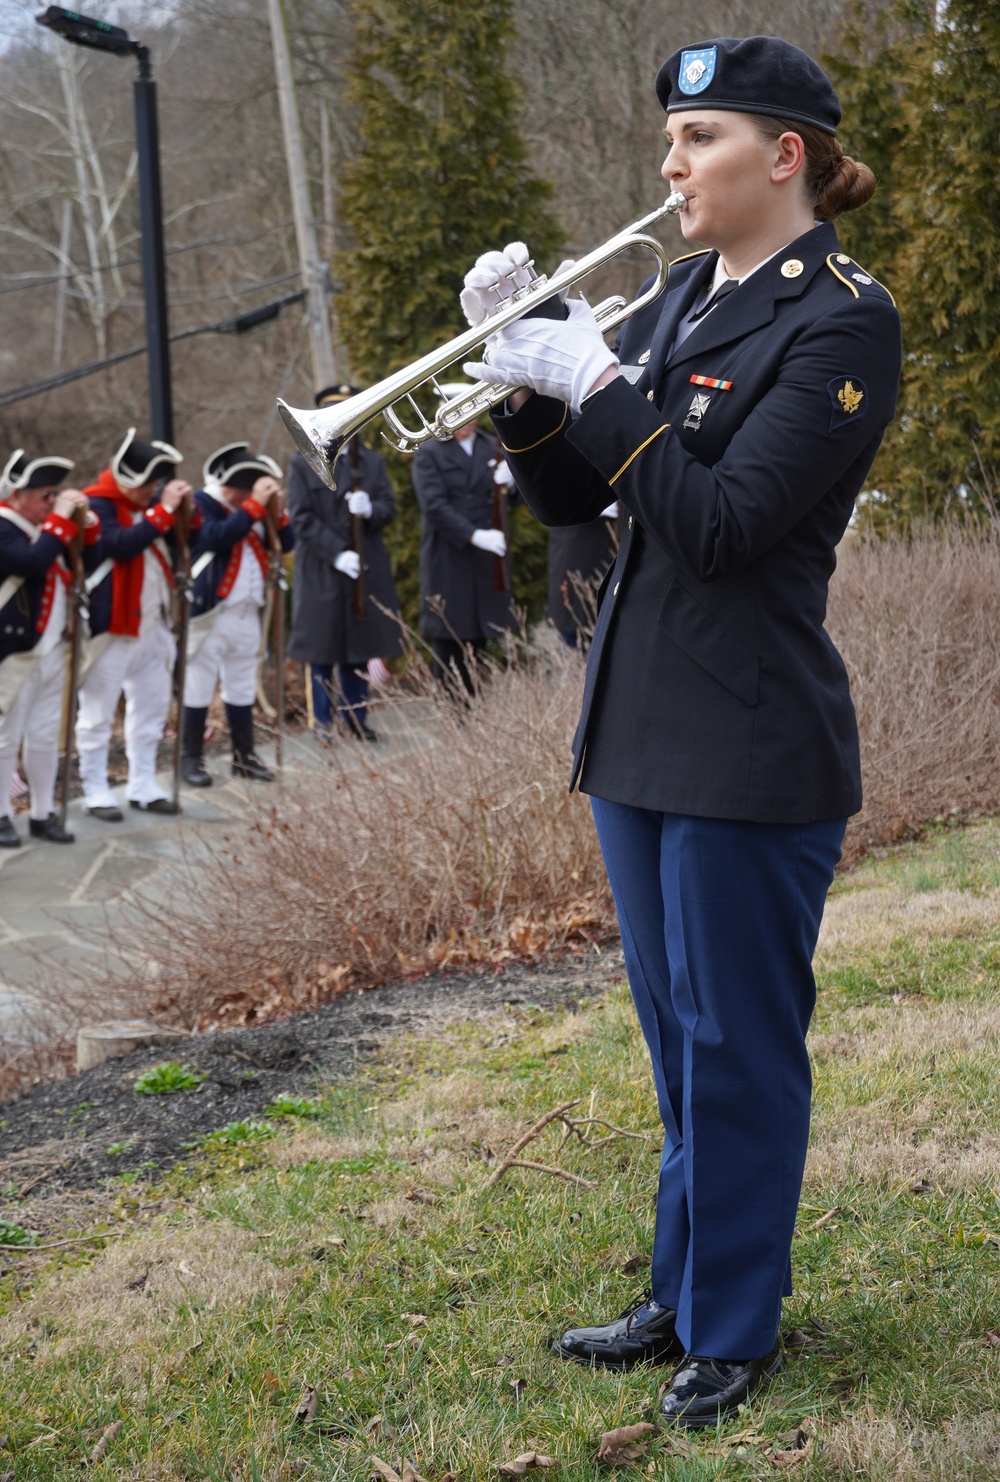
top-left (277, 192), bottom-right (687, 487)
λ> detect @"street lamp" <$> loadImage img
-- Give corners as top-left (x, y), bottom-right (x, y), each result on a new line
top-left (36, 6), bottom-right (174, 443)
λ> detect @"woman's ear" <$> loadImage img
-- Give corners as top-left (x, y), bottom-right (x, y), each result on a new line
top-left (771, 130), bottom-right (806, 185)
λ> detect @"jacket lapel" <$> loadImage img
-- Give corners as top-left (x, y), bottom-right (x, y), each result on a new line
top-left (650, 254), bottom-right (715, 397)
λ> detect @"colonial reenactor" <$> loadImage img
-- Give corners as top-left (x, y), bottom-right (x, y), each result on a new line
top-left (180, 443), bottom-right (293, 786)
top-left (76, 429), bottom-right (190, 819)
top-left (463, 36), bottom-right (901, 1427)
top-left (411, 388), bottom-right (515, 695)
top-left (0, 451), bottom-right (99, 845)
top-left (547, 502), bottom-right (618, 647)
top-left (286, 383), bottom-right (402, 744)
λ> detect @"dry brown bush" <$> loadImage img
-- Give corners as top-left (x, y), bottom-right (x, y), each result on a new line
top-left (7, 528), bottom-right (1000, 1093)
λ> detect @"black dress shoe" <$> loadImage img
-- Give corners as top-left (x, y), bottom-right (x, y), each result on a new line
top-left (552, 1295), bottom-right (682, 1371)
top-left (658, 1347), bottom-right (783, 1429)
top-left (343, 718), bottom-right (380, 743)
top-left (129, 797), bottom-right (180, 815)
top-left (0, 815), bottom-right (21, 848)
top-left (28, 813), bottom-right (75, 843)
top-left (232, 752), bottom-right (274, 781)
top-left (85, 804), bottom-right (124, 822)
top-left (181, 756), bottom-right (213, 787)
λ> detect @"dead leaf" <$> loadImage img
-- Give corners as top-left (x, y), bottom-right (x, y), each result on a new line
top-left (125, 1269), bottom-right (148, 1292)
top-left (366, 1415), bottom-right (384, 1436)
top-left (597, 1423), bottom-right (658, 1466)
top-left (621, 1254), bottom-right (650, 1276)
top-left (830, 1372), bottom-right (866, 1394)
top-left (176, 1258), bottom-right (197, 1276)
top-left (508, 1376), bottom-right (528, 1399)
top-left (405, 1189), bottom-right (442, 1206)
top-left (498, 1455), bottom-right (559, 1475)
top-left (982, 1330), bottom-right (1000, 1348)
top-left (370, 1460), bottom-right (402, 1482)
top-left (773, 1425), bottom-right (811, 1452)
top-left (402, 1312), bottom-right (428, 1326)
top-left (294, 1384), bottom-right (318, 1424)
top-left (90, 1419), bottom-right (123, 1464)
top-left (401, 1462), bottom-right (430, 1482)
top-left (769, 1441), bottom-right (812, 1468)
top-left (0, 1471), bottom-right (14, 1482)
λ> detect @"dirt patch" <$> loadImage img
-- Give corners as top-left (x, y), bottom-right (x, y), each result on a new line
top-left (0, 950), bottom-right (624, 1203)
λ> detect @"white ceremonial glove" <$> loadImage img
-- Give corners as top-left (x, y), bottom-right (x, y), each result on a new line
top-left (346, 489), bottom-right (373, 519)
top-left (464, 298), bottom-right (618, 415)
top-left (461, 243), bottom-right (577, 326)
top-left (600, 501), bottom-right (619, 520)
top-left (334, 550), bottom-right (361, 579)
top-left (470, 528), bottom-right (507, 558)
top-left (491, 459), bottom-right (515, 490)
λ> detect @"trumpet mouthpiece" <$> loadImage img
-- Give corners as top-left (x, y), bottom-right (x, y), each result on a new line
top-left (665, 190), bottom-right (687, 214)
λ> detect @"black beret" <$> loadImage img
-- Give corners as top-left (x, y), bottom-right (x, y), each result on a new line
top-left (656, 36), bottom-right (841, 136)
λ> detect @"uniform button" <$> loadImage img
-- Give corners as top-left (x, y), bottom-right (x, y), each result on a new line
top-left (647, 390), bottom-right (655, 402)
top-left (628, 515), bottom-right (633, 530)
top-left (613, 581), bottom-right (620, 596)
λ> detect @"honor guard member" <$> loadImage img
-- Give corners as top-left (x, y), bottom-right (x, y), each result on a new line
top-left (0, 451), bottom-right (99, 845)
top-left (547, 501), bottom-right (619, 648)
top-left (180, 443), bottom-right (293, 786)
top-left (463, 36), bottom-right (901, 1426)
top-left (411, 385), bottom-right (516, 695)
top-left (286, 384), bottom-right (402, 743)
top-left (76, 430), bottom-right (190, 819)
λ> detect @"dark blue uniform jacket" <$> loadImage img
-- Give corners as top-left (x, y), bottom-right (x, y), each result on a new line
top-left (494, 221), bottom-right (902, 822)
top-left (0, 511), bottom-right (100, 662)
top-left (188, 490), bottom-right (294, 618)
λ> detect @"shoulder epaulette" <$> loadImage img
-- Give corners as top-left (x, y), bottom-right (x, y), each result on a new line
top-left (825, 253), bottom-right (895, 306)
top-left (670, 248), bottom-right (712, 267)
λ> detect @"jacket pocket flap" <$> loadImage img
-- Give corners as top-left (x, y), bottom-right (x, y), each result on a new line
top-left (658, 578), bottom-right (759, 707)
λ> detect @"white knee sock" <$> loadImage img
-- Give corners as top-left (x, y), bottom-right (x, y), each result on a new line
top-left (23, 746), bottom-right (59, 820)
top-left (0, 754), bottom-right (18, 817)
top-left (78, 745), bottom-right (116, 808)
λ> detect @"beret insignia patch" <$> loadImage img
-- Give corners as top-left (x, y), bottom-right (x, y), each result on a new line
top-left (828, 376), bottom-right (867, 431)
top-left (678, 47), bottom-right (717, 95)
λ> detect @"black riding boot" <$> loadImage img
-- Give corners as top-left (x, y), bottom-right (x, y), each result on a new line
top-left (181, 706), bottom-right (212, 787)
top-left (226, 703), bottom-right (273, 781)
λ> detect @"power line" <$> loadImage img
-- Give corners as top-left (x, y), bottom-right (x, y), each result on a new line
top-left (0, 219), bottom-right (296, 296)
top-left (0, 289), bottom-right (305, 408)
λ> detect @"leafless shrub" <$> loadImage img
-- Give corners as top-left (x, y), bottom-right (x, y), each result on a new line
top-left (830, 528), bottom-right (1000, 863)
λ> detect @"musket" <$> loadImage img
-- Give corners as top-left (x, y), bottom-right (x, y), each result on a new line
top-left (263, 504), bottom-right (287, 769)
top-left (57, 505), bottom-right (88, 829)
top-left (348, 437), bottom-right (367, 621)
top-left (170, 490), bottom-right (193, 812)
top-left (491, 437), bottom-right (512, 594)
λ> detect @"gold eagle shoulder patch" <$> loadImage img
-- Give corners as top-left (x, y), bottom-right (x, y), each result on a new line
top-left (828, 375), bottom-right (868, 432)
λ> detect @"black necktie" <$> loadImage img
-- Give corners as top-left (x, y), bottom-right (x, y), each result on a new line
top-left (689, 277), bottom-right (739, 321)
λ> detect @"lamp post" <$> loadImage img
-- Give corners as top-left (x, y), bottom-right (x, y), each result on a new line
top-left (36, 6), bottom-right (174, 443)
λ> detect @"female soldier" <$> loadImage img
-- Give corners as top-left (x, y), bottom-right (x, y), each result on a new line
top-left (462, 36), bottom-right (900, 1427)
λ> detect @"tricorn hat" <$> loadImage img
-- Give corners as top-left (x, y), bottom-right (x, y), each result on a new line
top-left (1, 449), bottom-right (74, 497)
top-left (315, 383), bottom-right (362, 408)
top-left (111, 428), bottom-right (183, 490)
top-left (203, 442), bottom-right (282, 491)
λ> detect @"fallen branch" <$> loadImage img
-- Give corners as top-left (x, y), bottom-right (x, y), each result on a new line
top-left (0, 1231), bottom-right (126, 1254)
top-left (479, 1101), bottom-right (580, 1192)
top-left (502, 1159), bottom-right (597, 1191)
top-left (479, 1097), bottom-right (648, 1194)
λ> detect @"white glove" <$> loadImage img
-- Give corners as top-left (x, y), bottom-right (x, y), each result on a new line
top-left (464, 298), bottom-right (618, 415)
top-left (470, 528), bottom-right (507, 558)
top-left (334, 550), bottom-right (361, 579)
top-left (491, 459), bottom-right (515, 490)
top-left (600, 501), bottom-right (619, 520)
top-left (346, 489), bottom-right (372, 519)
top-left (461, 243), bottom-right (577, 327)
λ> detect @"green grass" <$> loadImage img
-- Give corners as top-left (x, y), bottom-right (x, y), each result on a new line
top-left (133, 1061), bottom-right (207, 1096)
top-left (2, 824), bottom-right (1000, 1478)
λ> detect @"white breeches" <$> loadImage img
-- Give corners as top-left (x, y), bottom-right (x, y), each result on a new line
top-left (76, 623), bottom-right (176, 806)
top-left (184, 601), bottom-right (260, 709)
top-left (0, 644), bottom-right (65, 758)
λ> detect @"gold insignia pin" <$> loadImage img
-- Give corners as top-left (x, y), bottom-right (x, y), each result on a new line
top-left (838, 380), bottom-right (864, 415)
top-left (638, 349), bottom-right (651, 364)
top-left (836, 254), bottom-right (851, 265)
top-left (781, 259), bottom-right (804, 278)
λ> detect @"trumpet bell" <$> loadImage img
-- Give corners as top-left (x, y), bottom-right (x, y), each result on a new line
top-left (276, 399), bottom-right (348, 486)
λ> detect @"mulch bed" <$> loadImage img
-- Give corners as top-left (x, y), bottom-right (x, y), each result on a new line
top-left (0, 951), bottom-right (624, 1204)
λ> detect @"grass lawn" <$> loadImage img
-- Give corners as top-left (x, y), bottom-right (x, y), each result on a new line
top-left (2, 822), bottom-right (1000, 1479)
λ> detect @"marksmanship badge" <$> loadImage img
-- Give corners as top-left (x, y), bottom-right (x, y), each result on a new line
top-left (683, 391), bottom-right (713, 430)
top-left (678, 48), bottom-right (717, 95)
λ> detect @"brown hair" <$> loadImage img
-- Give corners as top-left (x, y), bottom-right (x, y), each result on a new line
top-left (753, 116), bottom-right (876, 220)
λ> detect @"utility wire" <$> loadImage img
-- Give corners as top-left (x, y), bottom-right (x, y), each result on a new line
top-left (0, 289), bottom-right (304, 408)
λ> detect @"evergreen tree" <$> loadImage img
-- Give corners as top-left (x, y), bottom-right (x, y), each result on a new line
top-left (335, 0), bottom-right (560, 626)
top-left (830, 0), bottom-right (1000, 523)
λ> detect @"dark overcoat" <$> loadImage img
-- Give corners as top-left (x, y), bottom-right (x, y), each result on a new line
top-left (494, 221), bottom-right (902, 823)
top-left (411, 429), bottom-right (515, 641)
top-left (547, 517), bottom-right (617, 634)
top-left (286, 444), bottom-right (402, 667)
